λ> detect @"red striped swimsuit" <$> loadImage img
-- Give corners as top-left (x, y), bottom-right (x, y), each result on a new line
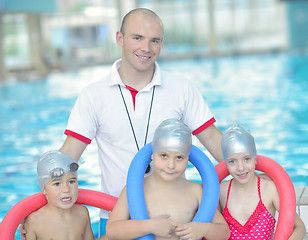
top-left (222, 177), bottom-right (276, 240)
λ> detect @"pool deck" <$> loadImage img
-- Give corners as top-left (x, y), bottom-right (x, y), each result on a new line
top-left (295, 186), bottom-right (308, 239)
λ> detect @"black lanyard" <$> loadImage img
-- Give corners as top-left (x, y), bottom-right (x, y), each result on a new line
top-left (118, 84), bottom-right (155, 152)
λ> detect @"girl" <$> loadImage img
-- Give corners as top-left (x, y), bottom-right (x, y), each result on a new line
top-left (219, 124), bottom-right (305, 240)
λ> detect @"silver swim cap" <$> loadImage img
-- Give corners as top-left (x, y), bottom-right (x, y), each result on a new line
top-left (152, 118), bottom-right (192, 155)
top-left (221, 124), bottom-right (257, 161)
top-left (37, 150), bottom-right (79, 191)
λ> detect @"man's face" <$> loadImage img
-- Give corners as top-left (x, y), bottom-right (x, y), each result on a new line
top-left (117, 13), bottom-right (163, 74)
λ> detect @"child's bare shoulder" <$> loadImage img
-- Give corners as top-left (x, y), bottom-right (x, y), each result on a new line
top-left (220, 180), bottom-right (230, 186)
top-left (260, 176), bottom-right (275, 185)
top-left (182, 178), bottom-right (201, 189)
top-left (74, 203), bottom-right (89, 211)
top-left (220, 180), bottom-right (230, 191)
top-left (24, 206), bottom-right (47, 229)
top-left (260, 177), bottom-right (277, 193)
top-left (219, 180), bottom-right (231, 204)
top-left (72, 204), bottom-right (90, 217)
top-left (179, 179), bottom-right (202, 199)
top-left (184, 180), bottom-right (203, 203)
top-left (189, 180), bottom-right (202, 191)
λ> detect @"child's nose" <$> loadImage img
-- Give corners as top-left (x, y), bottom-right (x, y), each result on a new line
top-left (167, 159), bottom-right (175, 169)
top-left (62, 183), bottom-right (70, 192)
top-left (237, 161), bottom-right (244, 170)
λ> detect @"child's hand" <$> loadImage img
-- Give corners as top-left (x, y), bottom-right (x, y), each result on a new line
top-left (150, 214), bottom-right (177, 238)
top-left (174, 222), bottom-right (206, 240)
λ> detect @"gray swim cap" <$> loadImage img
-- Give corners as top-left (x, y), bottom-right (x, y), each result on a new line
top-left (221, 124), bottom-right (257, 161)
top-left (152, 118), bottom-right (192, 155)
top-left (37, 150), bottom-right (79, 191)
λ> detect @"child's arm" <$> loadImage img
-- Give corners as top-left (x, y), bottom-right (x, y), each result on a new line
top-left (174, 209), bottom-right (230, 240)
top-left (288, 213), bottom-right (306, 240)
top-left (269, 180), bottom-right (306, 240)
top-left (106, 186), bottom-right (176, 240)
top-left (82, 206), bottom-right (95, 240)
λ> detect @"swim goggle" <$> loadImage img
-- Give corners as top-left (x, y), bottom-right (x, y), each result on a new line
top-left (48, 162), bottom-right (79, 179)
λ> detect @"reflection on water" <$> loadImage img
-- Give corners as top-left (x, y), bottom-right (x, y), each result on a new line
top-left (1, 53), bottom-right (308, 238)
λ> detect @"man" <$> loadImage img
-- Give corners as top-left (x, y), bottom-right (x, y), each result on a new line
top-left (60, 8), bottom-right (223, 236)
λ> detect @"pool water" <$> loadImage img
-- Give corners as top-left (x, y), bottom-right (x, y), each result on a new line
top-left (1, 53), bottom-right (307, 238)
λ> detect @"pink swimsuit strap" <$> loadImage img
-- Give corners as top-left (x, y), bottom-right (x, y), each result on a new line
top-left (222, 177), bottom-right (276, 239)
top-left (225, 177), bottom-right (262, 208)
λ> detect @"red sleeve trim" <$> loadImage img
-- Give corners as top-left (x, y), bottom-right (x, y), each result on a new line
top-left (192, 118), bottom-right (216, 135)
top-left (64, 129), bottom-right (92, 144)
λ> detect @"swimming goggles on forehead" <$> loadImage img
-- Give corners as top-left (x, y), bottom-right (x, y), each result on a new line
top-left (49, 162), bottom-right (79, 179)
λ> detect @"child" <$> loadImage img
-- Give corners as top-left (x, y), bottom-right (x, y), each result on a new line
top-left (24, 150), bottom-right (98, 240)
top-left (106, 118), bottom-right (230, 240)
top-left (219, 124), bottom-right (306, 240)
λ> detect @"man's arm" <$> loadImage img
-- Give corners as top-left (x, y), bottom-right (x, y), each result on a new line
top-left (196, 124), bottom-right (224, 163)
top-left (60, 135), bottom-right (88, 162)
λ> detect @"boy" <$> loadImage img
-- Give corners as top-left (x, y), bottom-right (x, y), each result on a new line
top-left (106, 119), bottom-right (230, 240)
top-left (24, 150), bottom-right (97, 240)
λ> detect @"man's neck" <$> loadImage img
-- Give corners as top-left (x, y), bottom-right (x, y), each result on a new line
top-left (118, 64), bottom-right (155, 91)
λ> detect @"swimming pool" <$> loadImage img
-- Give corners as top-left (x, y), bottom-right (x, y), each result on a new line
top-left (1, 53), bottom-right (307, 238)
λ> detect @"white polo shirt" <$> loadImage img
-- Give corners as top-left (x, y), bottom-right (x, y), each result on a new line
top-left (65, 59), bottom-right (215, 218)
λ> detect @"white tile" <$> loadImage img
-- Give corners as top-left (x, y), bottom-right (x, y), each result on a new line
top-left (298, 205), bottom-right (308, 234)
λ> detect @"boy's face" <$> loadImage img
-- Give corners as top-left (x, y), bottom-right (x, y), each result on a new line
top-left (151, 150), bottom-right (188, 182)
top-left (43, 173), bottom-right (78, 210)
top-left (226, 152), bottom-right (257, 184)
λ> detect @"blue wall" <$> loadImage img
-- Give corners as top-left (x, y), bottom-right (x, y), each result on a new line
top-left (0, 0), bottom-right (56, 12)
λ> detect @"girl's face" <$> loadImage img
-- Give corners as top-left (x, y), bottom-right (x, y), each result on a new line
top-left (226, 153), bottom-right (257, 184)
top-left (151, 150), bottom-right (188, 182)
top-left (43, 173), bottom-right (78, 210)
